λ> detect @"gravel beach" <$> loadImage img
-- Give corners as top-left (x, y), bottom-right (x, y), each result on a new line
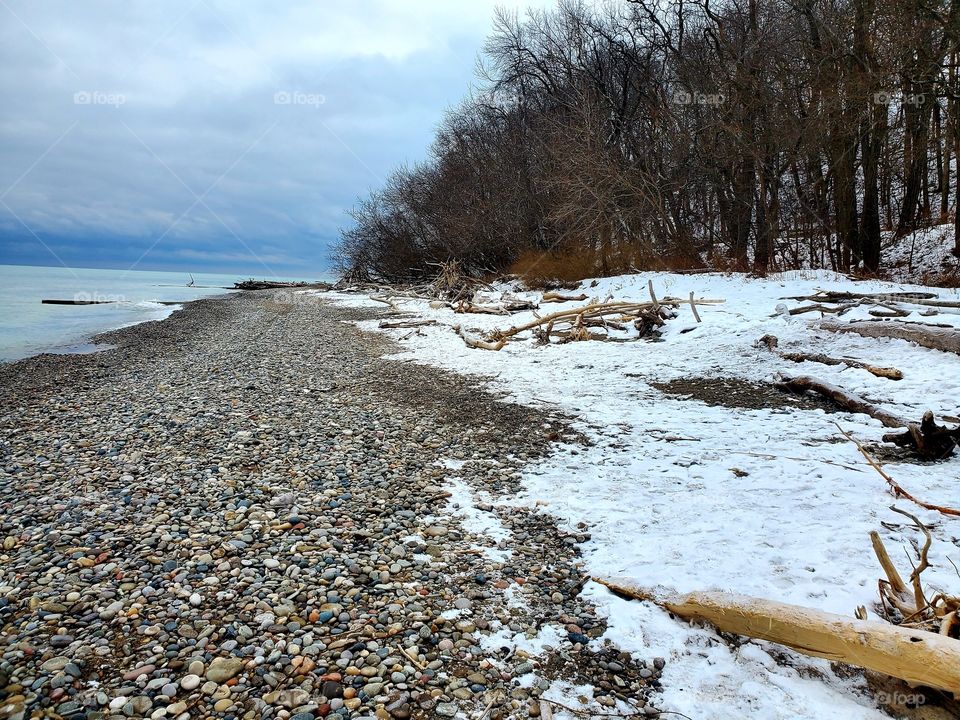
top-left (0, 290), bottom-right (663, 720)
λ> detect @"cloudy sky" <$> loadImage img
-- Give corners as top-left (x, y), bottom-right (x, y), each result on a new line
top-left (0, 1), bottom-right (552, 277)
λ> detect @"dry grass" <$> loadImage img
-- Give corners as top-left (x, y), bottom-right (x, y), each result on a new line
top-left (920, 267), bottom-right (960, 288)
top-left (509, 246), bottom-right (704, 287)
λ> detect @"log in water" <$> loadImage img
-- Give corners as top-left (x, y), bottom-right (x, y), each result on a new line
top-left (42, 299), bottom-right (116, 305)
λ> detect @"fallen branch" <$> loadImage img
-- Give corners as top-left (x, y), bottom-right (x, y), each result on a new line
top-left (378, 319), bottom-right (438, 329)
top-left (593, 576), bottom-right (960, 694)
top-left (370, 295), bottom-right (404, 313)
top-left (454, 301), bottom-right (509, 316)
top-left (835, 423), bottom-right (960, 517)
top-left (789, 303), bottom-right (856, 316)
top-left (541, 291), bottom-right (589, 303)
top-left (787, 290), bottom-right (939, 303)
top-left (688, 292), bottom-right (702, 323)
top-left (822, 320), bottom-right (960, 356)
top-left (779, 352), bottom-right (903, 380)
top-left (777, 375), bottom-right (908, 428)
top-left (452, 325), bottom-right (505, 351)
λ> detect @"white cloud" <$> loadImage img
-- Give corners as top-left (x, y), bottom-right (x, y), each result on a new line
top-left (0, 0), bottom-right (560, 272)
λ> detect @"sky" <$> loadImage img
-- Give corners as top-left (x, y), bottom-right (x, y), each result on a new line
top-left (0, 0), bottom-right (554, 278)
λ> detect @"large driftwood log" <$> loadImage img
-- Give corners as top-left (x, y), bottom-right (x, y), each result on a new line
top-left (787, 290), bottom-right (938, 303)
top-left (777, 375), bottom-right (908, 428)
top-left (780, 352), bottom-right (903, 380)
top-left (594, 577), bottom-right (960, 693)
top-left (822, 320), bottom-right (960, 356)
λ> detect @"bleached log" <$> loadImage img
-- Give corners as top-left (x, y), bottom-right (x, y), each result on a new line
top-left (779, 352), bottom-right (903, 380)
top-left (870, 530), bottom-right (910, 597)
top-left (541, 292), bottom-right (589, 303)
top-left (822, 320), bottom-right (960, 356)
top-left (594, 577), bottom-right (960, 694)
top-left (689, 291), bottom-right (702, 323)
top-left (370, 295), bottom-right (403, 313)
top-left (452, 325), bottom-right (505, 351)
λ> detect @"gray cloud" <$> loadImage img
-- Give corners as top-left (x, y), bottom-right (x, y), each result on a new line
top-left (0, 0), bottom-right (552, 276)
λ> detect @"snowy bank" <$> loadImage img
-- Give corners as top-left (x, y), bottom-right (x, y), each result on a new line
top-left (321, 271), bottom-right (960, 719)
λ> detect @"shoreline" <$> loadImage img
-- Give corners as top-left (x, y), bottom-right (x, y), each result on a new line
top-left (0, 289), bottom-right (664, 720)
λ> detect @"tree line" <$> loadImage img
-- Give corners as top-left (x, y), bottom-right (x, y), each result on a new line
top-left (335, 0), bottom-right (960, 282)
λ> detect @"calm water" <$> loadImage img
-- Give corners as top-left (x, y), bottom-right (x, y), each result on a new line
top-left (0, 265), bottom-right (329, 362)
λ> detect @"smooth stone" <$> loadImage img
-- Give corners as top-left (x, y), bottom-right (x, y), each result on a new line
top-left (436, 703), bottom-right (459, 717)
top-left (205, 657), bottom-right (244, 683)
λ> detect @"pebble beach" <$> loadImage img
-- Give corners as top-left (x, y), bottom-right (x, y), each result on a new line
top-left (0, 290), bottom-right (664, 720)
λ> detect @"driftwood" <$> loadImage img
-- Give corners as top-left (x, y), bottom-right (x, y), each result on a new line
top-left (789, 303), bottom-right (854, 316)
top-left (787, 290), bottom-right (939, 303)
top-left (836, 424), bottom-right (960, 516)
top-left (234, 279), bottom-right (315, 290)
top-left (594, 576), bottom-right (960, 694)
top-left (541, 291), bottom-right (589, 303)
top-left (882, 411), bottom-right (960, 460)
top-left (822, 320), bottom-right (960, 356)
top-left (777, 375), bottom-right (907, 428)
top-left (779, 352), bottom-right (903, 380)
top-left (450, 296), bottom-right (724, 350)
top-left (780, 375), bottom-right (960, 459)
top-left (870, 510), bottom-right (960, 638)
top-left (378, 319), bottom-right (438, 329)
top-left (42, 299), bottom-right (115, 305)
top-left (370, 295), bottom-right (404, 313)
top-left (453, 298), bottom-right (538, 315)
top-left (452, 325), bottom-right (505, 351)
top-left (689, 291), bottom-right (702, 323)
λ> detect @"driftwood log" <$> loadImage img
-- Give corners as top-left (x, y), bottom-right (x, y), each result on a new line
top-left (787, 291), bottom-right (939, 303)
top-left (777, 375), bottom-right (907, 427)
top-left (541, 291), bottom-right (589, 303)
top-left (378, 319), bottom-right (438, 329)
top-left (42, 299), bottom-right (116, 305)
top-left (836, 424), bottom-right (960, 516)
top-left (822, 320), bottom-right (960, 356)
top-left (452, 325), bottom-right (505, 351)
top-left (779, 375), bottom-right (960, 459)
top-left (594, 577), bottom-right (960, 694)
top-left (882, 411), bottom-right (960, 461)
top-left (779, 352), bottom-right (903, 380)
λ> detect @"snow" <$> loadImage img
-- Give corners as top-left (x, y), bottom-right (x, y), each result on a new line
top-left (882, 223), bottom-right (959, 284)
top-left (321, 270), bottom-right (960, 719)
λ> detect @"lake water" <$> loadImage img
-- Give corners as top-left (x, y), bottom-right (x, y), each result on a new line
top-left (0, 265), bottom-right (330, 362)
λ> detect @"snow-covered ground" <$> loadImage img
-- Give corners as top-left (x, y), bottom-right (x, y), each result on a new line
top-left (320, 271), bottom-right (960, 719)
top-left (883, 223), bottom-right (959, 284)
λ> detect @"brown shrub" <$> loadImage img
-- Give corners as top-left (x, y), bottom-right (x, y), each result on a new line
top-left (920, 268), bottom-right (960, 288)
